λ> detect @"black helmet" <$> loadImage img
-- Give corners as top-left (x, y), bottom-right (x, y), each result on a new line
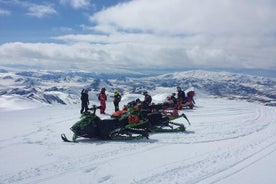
top-left (143, 90), bottom-right (148, 95)
top-left (177, 86), bottom-right (181, 91)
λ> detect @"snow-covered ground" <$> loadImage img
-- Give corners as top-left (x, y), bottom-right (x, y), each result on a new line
top-left (0, 94), bottom-right (276, 184)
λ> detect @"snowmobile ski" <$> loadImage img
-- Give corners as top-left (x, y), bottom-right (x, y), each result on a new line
top-left (170, 113), bottom-right (191, 125)
top-left (152, 122), bottom-right (186, 132)
top-left (61, 133), bottom-right (77, 143)
top-left (180, 113), bottom-right (191, 125)
top-left (109, 127), bottom-right (149, 140)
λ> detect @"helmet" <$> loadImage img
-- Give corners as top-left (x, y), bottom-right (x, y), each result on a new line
top-left (143, 91), bottom-right (148, 95)
top-left (136, 98), bottom-right (141, 103)
top-left (101, 88), bottom-right (106, 92)
top-left (177, 86), bottom-right (181, 91)
top-left (82, 88), bottom-right (89, 93)
top-left (172, 93), bottom-right (176, 96)
top-left (114, 90), bottom-right (118, 95)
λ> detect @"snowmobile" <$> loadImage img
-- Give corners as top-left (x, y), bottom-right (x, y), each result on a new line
top-left (182, 91), bottom-right (195, 109)
top-left (61, 105), bottom-right (149, 142)
top-left (163, 91), bottom-right (196, 110)
top-left (146, 106), bottom-right (190, 132)
top-left (152, 113), bottom-right (189, 132)
top-left (111, 101), bottom-right (190, 133)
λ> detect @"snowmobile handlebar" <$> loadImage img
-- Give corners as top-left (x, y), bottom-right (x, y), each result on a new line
top-left (88, 105), bottom-right (102, 114)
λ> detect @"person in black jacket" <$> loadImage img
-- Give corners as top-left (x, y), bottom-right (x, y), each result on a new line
top-left (177, 86), bottom-right (185, 102)
top-left (113, 90), bottom-right (121, 112)
top-left (142, 91), bottom-right (152, 107)
top-left (80, 89), bottom-right (89, 114)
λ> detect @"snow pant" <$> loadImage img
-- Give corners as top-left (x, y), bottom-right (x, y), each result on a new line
top-left (113, 101), bottom-right (119, 112)
top-left (177, 99), bottom-right (183, 110)
top-left (80, 102), bottom-right (88, 114)
top-left (100, 100), bottom-right (106, 114)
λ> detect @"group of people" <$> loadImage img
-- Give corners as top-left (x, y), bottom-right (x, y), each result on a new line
top-left (166, 86), bottom-right (186, 109)
top-left (80, 88), bottom-right (122, 114)
top-left (80, 86), bottom-right (188, 114)
top-left (166, 86), bottom-right (195, 109)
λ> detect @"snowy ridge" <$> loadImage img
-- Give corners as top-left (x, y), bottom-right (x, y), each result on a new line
top-left (0, 69), bottom-right (275, 107)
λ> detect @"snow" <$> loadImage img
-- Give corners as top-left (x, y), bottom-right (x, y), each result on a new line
top-left (0, 93), bottom-right (276, 184)
top-left (0, 95), bottom-right (44, 111)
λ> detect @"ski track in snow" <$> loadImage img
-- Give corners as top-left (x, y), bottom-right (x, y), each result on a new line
top-left (0, 97), bottom-right (275, 184)
top-left (134, 127), bottom-right (276, 184)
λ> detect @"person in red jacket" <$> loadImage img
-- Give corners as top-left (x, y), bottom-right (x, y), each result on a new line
top-left (98, 88), bottom-right (107, 114)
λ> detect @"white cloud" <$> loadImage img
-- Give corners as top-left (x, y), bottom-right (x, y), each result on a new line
top-left (0, 0), bottom-right (57, 18)
top-left (90, 0), bottom-right (276, 35)
top-left (1, 0), bottom-right (276, 72)
top-left (26, 4), bottom-right (57, 18)
top-left (0, 8), bottom-right (11, 16)
top-left (87, 0), bottom-right (276, 70)
top-left (60, 0), bottom-right (91, 9)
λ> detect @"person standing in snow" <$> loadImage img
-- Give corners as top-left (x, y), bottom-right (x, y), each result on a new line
top-left (80, 89), bottom-right (89, 114)
top-left (113, 90), bottom-right (121, 112)
top-left (98, 88), bottom-right (107, 114)
top-left (142, 91), bottom-right (152, 107)
top-left (176, 86), bottom-right (185, 109)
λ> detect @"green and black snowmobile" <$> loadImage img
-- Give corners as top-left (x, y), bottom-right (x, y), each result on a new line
top-left (112, 101), bottom-right (190, 133)
top-left (61, 105), bottom-right (149, 142)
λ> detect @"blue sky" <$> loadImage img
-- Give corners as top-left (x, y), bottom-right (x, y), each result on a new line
top-left (0, 0), bottom-right (276, 75)
top-left (0, 0), bottom-right (127, 43)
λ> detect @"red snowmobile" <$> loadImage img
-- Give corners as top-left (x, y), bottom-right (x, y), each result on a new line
top-left (182, 91), bottom-right (196, 109)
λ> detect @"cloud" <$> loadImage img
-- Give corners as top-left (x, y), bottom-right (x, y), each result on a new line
top-left (87, 0), bottom-right (275, 70)
top-left (88, 0), bottom-right (276, 51)
top-left (60, 0), bottom-right (91, 9)
top-left (0, 8), bottom-right (11, 16)
top-left (0, 0), bottom-right (276, 72)
top-left (0, 0), bottom-right (57, 18)
top-left (0, 42), bottom-right (95, 70)
top-left (90, 0), bottom-right (276, 35)
top-left (26, 4), bottom-right (57, 18)
top-left (52, 0), bottom-right (276, 70)
top-left (0, 42), bottom-right (132, 71)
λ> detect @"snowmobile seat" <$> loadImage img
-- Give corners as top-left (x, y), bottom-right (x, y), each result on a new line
top-left (147, 112), bottom-right (163, 126)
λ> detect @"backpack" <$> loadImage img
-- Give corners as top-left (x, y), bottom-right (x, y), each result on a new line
top-left (116, 94), bottom-right (122, 102)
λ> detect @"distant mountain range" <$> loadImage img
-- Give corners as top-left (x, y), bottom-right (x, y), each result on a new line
top-left (0, 69), bottom-right (275, 106)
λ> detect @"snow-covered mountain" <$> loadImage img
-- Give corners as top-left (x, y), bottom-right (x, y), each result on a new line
top-left (0, 69), bottom-right (275, 106)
